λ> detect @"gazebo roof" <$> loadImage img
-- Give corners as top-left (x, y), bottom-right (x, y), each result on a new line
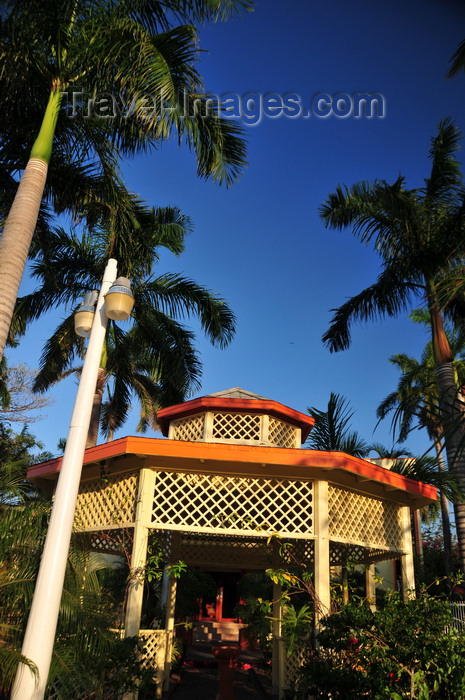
top-left (27, 434), bottom-right (437, 509)
top-left (157, 387), bottom-right (315, 441)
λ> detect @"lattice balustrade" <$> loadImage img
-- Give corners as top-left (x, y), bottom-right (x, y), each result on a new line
top-left (269, 417), bottom-right (298, 448)
top-left (328, 486), bottom-right (403, 551)
top-left (151, 471), bottom-right (313, 538)
top-left (75, 472), bottom-right (138, 531)
top-left (46, 679), bottom-right (86, 700)
top-left (212, 412), bottom-right (261, 441)
top-left (138, 629), bottom-right (169, 689)
top-left (171, 413), bottom-right (205, 441)
top-left (283, 642), bottom-right (307, 691)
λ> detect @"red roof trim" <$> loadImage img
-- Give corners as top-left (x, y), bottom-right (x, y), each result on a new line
top-left (27, 436), bottom-right (437, 503)
top-left (157, 397), bottom-right (315, 440)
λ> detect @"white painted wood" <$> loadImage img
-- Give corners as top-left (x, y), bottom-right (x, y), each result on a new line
top-left (314, 480), bottom-right (330, 618)
top-left (163, 532), bottom-right (181, 692)
top-left (125, 469), bottom-right (155, 637)
top-left (401, 507), bottom-right (416, 601)
top-left (365, 564), bottom-right (377, 611)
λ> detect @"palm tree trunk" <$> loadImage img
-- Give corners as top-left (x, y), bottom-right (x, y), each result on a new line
top-left (0, 87), bottom-right (61, 362)
top-left (433, 436), bottom-right (454, 576)
top-left (86, 366), bottom-right (107, 448)
top-left (0, 158), bottom-right (48, 358)
top-left (435, 362), bottom-right (465, 573)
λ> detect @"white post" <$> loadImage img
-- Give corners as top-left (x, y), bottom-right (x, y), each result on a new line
top-left (365, 564), bottom-right (377, 611)
top-left (124, 469), bottom-right (155, 636)
top-left (401, 507), bottom-right (416, 601)
top-left (271, 540), bottom-right (282, 697)
top-left (314, 480), bottom-right (331, 620)
top-left (12, 259), bottom-right (118, 700)
top-left (163, 532), bottom-right (181, 692)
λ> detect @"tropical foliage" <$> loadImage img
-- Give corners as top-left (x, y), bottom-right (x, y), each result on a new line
top-left (319, 118), bottom-right (465, 572)
top-left (13, 199), bottom-right (235, 444)
top-left (0, 0), bottom-right (250, 361)
top-left (306, 392), bottom-right (372, 457)
top-left (0, 449), bottom-right (155, 697)
top-left (376, 315), bottom-right (465, 576)
top-left (294, 592), bottom-right (465, 700)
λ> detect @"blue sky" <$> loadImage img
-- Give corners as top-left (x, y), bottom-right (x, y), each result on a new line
top-left (9, 0), bottom-right (465, 457)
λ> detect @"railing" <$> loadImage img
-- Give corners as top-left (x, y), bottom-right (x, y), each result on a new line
top-left (46, 629), bottom-right (169, 700)
top-left (450, 601), bottom-right (465, 630)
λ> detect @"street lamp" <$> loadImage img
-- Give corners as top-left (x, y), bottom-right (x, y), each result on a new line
top-left (12, 259), bottom-right (134, 700)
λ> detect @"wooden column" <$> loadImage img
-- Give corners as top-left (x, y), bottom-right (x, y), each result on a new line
top-left (271, 540), bottom-right (283, 698)
top-left (365, 564), bottom-right (377, 611)
top-left (314, 480), bottom-right (330, 620)
top-left (401, 507), bottom-right (416, 601)
top-left (123, 468), bottom-right (155, 700)
top-left (163, 531), bottom-right (181, 692)
top-left (125, 468), bottom-right (155, 636)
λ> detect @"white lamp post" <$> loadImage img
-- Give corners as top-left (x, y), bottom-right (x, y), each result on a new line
top-left (12, 259), bottom-right (134, 700)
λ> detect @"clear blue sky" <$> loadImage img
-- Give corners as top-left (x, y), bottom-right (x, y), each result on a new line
top-left (9, 0), bottom-right (465, 457)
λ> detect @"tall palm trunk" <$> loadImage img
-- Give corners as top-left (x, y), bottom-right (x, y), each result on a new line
top-left (0, 87), bottom-right (62, 361)
top-left (86, 366), bottom-right (107, 448)
top-left (433, 435), bottom-right (454, 576)
top-left (435, 362), bottom-right (465, 573)
top-left (429, 297), bottom-right (465, 572)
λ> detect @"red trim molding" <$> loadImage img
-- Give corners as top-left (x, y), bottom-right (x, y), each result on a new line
top-left (157, 396), bottom-right (315, 440)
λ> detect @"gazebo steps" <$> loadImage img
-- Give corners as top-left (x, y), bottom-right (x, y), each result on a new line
top-left (193, 620), bottom-right (244, 644)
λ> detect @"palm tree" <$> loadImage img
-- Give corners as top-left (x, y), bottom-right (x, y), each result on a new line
top-left (306, 391), bottom-right (372, 457)
top-left (319, 118), bottom-right (465, 571)
top-left (15, 198), bottom-right (235, 446)
top-left (378, 350), bottom-right (454, 573)
top-left (377, 316), bottom-right (465, 575)
top-left (0, 0), bottom-right (250, 363)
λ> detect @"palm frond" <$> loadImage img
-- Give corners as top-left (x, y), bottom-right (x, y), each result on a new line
top-left (322, 269), bottom-right (418, 352)
top-left (137, 273), bottom-right (236, 347)
top-left (447, 37), bottom-right (465, 78)
top-left (424, 117), bottom-right (463, 205)
top-left (391, 455), bottom-right (461, 500)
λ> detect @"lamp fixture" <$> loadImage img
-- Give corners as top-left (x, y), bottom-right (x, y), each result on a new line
top-left (74, 291), bottom-right (98, 337)
top-left (104, 277), bottom-right (134, 321)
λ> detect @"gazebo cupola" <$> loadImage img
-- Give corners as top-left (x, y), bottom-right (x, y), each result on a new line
top-left (157, 387), bottom-right (314, 448)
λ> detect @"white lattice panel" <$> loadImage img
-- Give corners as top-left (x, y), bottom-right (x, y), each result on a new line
top-left (46, 679), bottom-right (87, 700)
top-left (280, 538), bottom-right (315, 565)
top-left (212, 412), bottom-right (261, 441)
top-left (75, 473), bottom-right (138, 531)
top-left (138, 629), bottom-right (169, 672)
top-left (283, 642), bottom-right (306, 690)
top-left (171, 414), bottom-right (204, 441)
top-left (328, 486), bottom-right (403, 551)
top-left (89, 528), bottom-right (133, 554)
top-left (151, 472), bottom-right (313, 538)
top-left (178, 532), bottom-right (274, 568)
top-left (269, 417), bottom-right (298, 448)
top-left (330, 542), bottom-right (399, 564)
top-left (154, 529), bottom-right (177, 559)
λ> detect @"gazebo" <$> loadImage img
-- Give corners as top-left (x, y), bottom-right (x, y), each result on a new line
top-left (28, 387), bottom-right (437, 698)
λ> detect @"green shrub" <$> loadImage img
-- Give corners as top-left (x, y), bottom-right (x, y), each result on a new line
top-left (294, 592), bottom-right (465, 699)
